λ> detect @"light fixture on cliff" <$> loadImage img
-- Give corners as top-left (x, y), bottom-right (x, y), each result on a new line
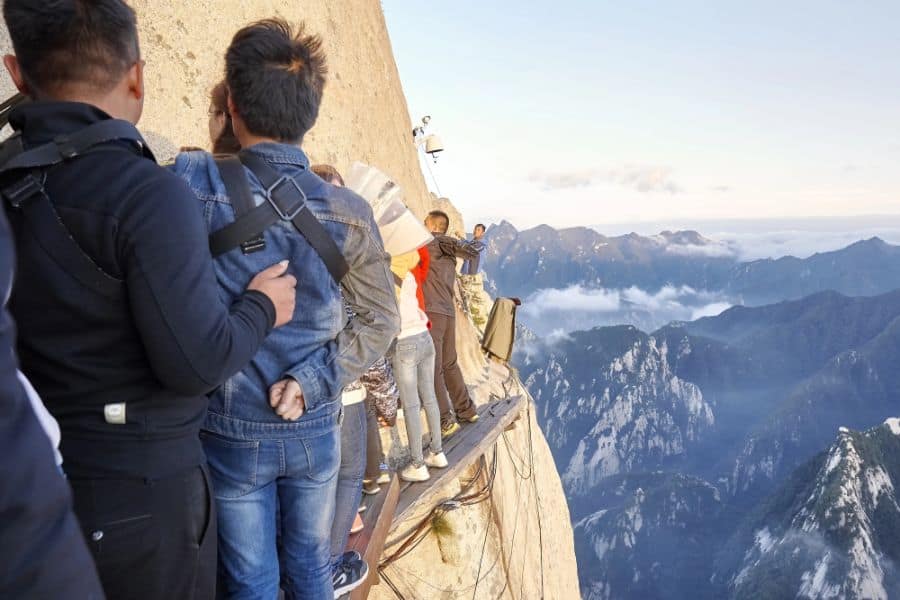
top-left (412, 115), bottom-right (444, 163)
top-left (412, 114), bottom-right (444, 195)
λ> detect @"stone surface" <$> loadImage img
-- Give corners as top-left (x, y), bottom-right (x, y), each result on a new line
top-left (0, 0), bottom-right (435, 219)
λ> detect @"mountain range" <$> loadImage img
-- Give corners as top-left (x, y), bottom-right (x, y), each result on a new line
top-left (516, 290), bottom-right (900, 599)
top-left (484, 222), bottom-right (900, 334)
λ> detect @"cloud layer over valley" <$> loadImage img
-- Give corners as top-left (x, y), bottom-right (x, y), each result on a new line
top-left (519, 284), bottom-right (733, 336)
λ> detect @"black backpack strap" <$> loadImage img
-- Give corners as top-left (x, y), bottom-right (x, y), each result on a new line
top-left (211, 157), bottom-right (266, 254)
top-left (0, 119), bottom-right (152, 300)
top-left (0, 119), bottom-right (152, 174)
top-left (6, 174), bottom-right (122, 297)
top-left (208, 151), bottom-right (350, 284)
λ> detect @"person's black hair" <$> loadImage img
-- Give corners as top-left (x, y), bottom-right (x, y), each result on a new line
top-left (226, 19), bottom-right (327, 143)
top-left (3, 0), bottom-right (139, 96)
top-left (427, 210), bottom-right (450, 234)
top-left (474, 223), bottom-right (486, 233)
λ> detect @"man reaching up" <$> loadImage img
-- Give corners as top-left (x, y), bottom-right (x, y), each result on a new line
top-left (423, 210), bottom-right (481, 438)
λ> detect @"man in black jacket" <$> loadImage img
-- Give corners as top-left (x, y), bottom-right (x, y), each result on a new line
top-left (0, 1), bottom-right (296, 597)
top-left (423, 210), bottom-right (481, 437)
top-left (0, 209), bottom-right (105, 599)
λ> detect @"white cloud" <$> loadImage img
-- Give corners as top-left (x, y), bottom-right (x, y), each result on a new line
top-left (609, 165), bottom-right (682, 194)
top-left (524, 285), bottom-right (622, 315)
top-left (520, 284), bottom-right (734, 335)
top-left (529, 165), bottom-right (683, 194)
top-left (716, 228), bottom-right (900, 261)
top-left (691, 302), bottom-right (733, 320)
top-left (665, 243), bottom-right (736, 258)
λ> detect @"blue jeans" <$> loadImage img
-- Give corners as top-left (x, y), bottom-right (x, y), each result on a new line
top-left (330, 400), bottom-right (366, 565)
top-left (391, 330), bottom-right (443, 465)
top-left (201, 410), bottom-right (340, 600)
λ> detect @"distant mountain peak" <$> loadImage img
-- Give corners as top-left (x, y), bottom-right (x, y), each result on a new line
top-left (732, 421), bottom-right (900, 600)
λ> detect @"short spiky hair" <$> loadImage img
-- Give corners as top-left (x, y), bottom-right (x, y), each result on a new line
top-left (426, 210), bottom-right (450, 234)
top-left (226, 19), bottom-right (327, 142)
top-left (3, 0), bottom-right (139, 96)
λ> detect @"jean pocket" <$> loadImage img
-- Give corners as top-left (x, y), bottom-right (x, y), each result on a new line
top-left (396, 341), bottom-right (418, 365)
top-left (200, 431), bottom-right (259, 499)
top-left (89, 512), bottom-right (158, 571)
top-left (300, 428), bottom-right (340, 483)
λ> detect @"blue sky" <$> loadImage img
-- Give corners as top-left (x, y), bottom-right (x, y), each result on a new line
top-left (383, 1), bottom-right (900, 231)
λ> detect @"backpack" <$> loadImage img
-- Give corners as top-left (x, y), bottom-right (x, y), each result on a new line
top-left (0, 116), bottom-right (154, 299)
top-left (207, 152), bottom-right (349, 285)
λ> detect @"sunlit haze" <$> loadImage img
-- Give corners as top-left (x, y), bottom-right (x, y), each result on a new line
top-left (384, 1), bottom-right (900, 232)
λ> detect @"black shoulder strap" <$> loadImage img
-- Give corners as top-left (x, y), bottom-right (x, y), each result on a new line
top-left (0, 119), bottom-right (152, 300)
top-left (0, 119), bottom-right (152, 174)
top-left (211, 157), bottom-right (266, 254)
top-left (215, 157), bottom-right (255, 215)
top-left (208, 152), bottom-right (350, 284)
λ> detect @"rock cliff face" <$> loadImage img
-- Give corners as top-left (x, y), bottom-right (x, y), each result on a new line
top-left (724, 420), bottom-right (900, 600)
top-left (0, 0), bottom-right (434, 218)
top-left (0, 3), bottom-right (579, 598)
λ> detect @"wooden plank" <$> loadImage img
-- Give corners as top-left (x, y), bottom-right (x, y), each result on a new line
top-left (391, 394), bottom-right (525, 527)
top-left (348, 475), bottom-right (399, 600)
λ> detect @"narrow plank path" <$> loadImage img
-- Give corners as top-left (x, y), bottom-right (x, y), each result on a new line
top-left (348, 389), bottom-right (526, 597)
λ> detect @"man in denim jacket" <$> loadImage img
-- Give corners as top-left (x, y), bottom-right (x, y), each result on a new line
top-left (171, 20), bottom-right (399, 599)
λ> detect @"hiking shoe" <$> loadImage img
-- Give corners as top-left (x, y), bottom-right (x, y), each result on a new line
top-left (376, 472), bottom-right (391, 485)
top-left (400, 463), bottom-right (430, 482)
top-left (337, 550), bottom-right (362, 565)
top-left (333, 556), bottom-right (369, 599)
top-left (350, 513), bottom-right (364, 534)
top-left (425, 451), bottom-right (449, 469)
top-left (361, 480), bottom-right (381, 495)
top-left (442, 422), bottom-right (461, 439)
top-left (462, 413), bottom-right (480, 423)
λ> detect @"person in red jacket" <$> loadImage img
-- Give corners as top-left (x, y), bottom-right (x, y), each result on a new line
top-left (391, 246), bottom-right (448, 481)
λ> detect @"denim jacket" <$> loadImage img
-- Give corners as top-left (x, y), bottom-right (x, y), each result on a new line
top-left (171, 144), bottom-right (400, 438)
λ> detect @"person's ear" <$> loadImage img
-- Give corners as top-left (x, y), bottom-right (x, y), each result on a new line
top-left (127, 59), bottom-right (145, 101)
top-left (226, 92), bottom-right (238, 121)
top-left (3, 55), bottom-right (30, 95)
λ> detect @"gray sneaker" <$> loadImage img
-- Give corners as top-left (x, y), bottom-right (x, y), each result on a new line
top-left (333, 555), bottom-right (369, 599)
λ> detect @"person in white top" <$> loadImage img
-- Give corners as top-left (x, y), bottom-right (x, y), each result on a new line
top-left (391, 250), bottom-right (447, 482)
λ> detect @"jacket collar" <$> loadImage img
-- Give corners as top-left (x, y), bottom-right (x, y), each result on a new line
top-left (10, 101), bottom-right (115, 146)
top-left (242, 142), bottom-right (310, 169)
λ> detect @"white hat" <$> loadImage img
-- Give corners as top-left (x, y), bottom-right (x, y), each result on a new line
top-left (346, 162), bottom-right (432, 256)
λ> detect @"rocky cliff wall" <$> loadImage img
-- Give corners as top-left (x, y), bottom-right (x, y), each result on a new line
top-left (0, 0), bottom-right (435, 219)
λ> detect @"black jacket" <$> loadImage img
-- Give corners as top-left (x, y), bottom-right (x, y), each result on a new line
top-left (4, 101), bottom-right (275, 479)
top-left (0, 208), bottom-right (104, 598)
top-left (423, 234), bottom-right (481, 317)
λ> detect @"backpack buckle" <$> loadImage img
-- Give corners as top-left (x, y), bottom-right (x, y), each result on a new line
top-left (2, 172), bottom-right (45, 209)
top-left (54, 135), bottom-right (78, 159)
top-left (265, 176), bottom-right (306, 221)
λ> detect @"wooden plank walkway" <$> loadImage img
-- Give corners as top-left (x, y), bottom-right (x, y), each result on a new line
top-left (344, 368), bottom-right (526, 598)
top-left (392, 393), bottom-right (526, 526)
top-left (348, 476), bottom-right (400, 600)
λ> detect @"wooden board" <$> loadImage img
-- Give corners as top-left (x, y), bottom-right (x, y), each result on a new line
top-left (392, 394), bottom-right (525, 527)
top-left (348, 475), bottom-right (400, 600)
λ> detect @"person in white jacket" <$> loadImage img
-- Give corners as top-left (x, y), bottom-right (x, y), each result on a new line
top-left (391, 250), bottom-right (448, 482)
